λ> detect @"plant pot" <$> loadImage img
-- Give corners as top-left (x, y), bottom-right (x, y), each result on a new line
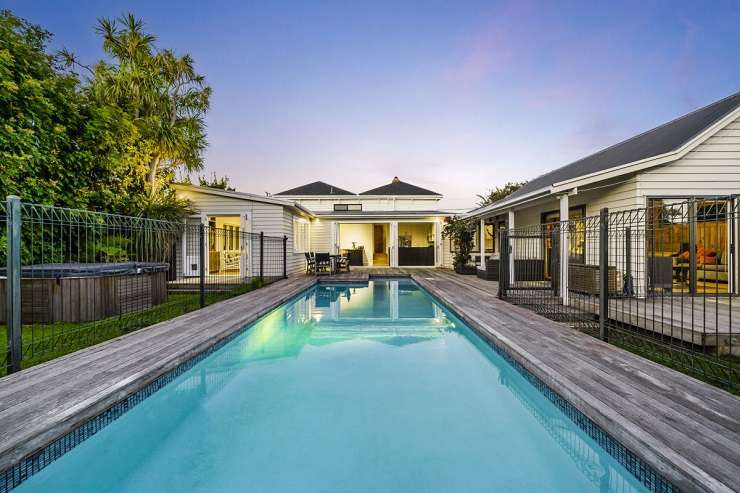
top-left (455, 264), bottom-right (477, 275)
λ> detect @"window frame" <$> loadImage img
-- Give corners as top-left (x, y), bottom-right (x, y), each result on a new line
top-left (293, 217), bottom-right (310, 253)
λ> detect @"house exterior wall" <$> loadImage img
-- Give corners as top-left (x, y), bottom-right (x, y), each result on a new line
top-left (638, 115), bottom-right (740, 199)
top-left (175, 188), bottom-right (304, 276)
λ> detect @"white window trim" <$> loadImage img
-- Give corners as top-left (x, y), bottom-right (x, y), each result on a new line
top-left (293, 217), bottom-right (310, 253)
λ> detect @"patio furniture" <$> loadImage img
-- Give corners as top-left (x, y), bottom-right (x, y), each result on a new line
top-left (304, 252), bottom-right (316, 274)
top-left (647, 256), bottom-right (673, 292)
top-left (342, 247), bottom-right (364, 266)
top-left (315, 253), bottom-right (333, 275)
top-left (221, 251), bottom-right (240, 271)
top-left (334, 254), bottom-right (350, 273)
top-left (477, 257), bottom-right (499, 280)
top-left (568, 263), bottom-right (619, 295)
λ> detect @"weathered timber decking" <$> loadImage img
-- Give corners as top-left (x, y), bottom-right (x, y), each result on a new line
top-left (508, 285), bottom-right (740, 348)
top-left (409, 269), bottom-right (740, 493)
top-left (0, 275), bottom-right (316, 474)
top-left (0, 268), bottom-right (738, 492)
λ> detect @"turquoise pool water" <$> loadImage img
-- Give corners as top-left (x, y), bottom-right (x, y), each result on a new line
top-left (16, 280), bottom-right (649, 492)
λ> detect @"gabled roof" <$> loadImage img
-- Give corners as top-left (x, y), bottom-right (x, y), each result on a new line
top-left (360, 177), bottom-right (441, 196)
top-left (274, 181), bottom-right (354, 196)
top-left (173, 184), bottom-right (314, 217)
top-left (503, 90), bottom-right (740, 203)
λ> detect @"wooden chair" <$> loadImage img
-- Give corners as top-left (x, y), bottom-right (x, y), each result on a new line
top-left (315, 253), bottom-right (332, 275)
top-left (335, 255), bottom-right (350, 273)
top-left (304, 252), bottom-right (316, 274)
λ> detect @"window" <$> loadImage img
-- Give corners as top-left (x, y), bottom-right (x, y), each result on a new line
top-left (333, 203), bottom-right (362, 211)
top-left (208, 218), bottom-right (216, 251)
top-left (293, 218), bottom-right (310, 253)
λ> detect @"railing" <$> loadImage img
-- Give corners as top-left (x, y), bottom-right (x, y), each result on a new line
top-left (2, 196), bottom-right (288, 376)
top-left (499, 198), bottom-right (739, 393)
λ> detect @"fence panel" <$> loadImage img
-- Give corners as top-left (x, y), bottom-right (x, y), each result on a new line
top-left (500, 198), bottom-right (739, 393)
top-left (2, 200), bottom-right (287, 376)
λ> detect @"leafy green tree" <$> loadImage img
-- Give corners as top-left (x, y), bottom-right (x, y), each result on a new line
top-left (476, 181), bottom-right (526, 207)
top-left (65, 14), bottom-right (211, 197)
top-left (198, 172), bottom-right (234, 191)
top-left (0, 10), bottom-right (143, 211)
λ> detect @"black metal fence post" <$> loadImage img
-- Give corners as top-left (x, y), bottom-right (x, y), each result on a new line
top-left (199, 223), bottom-right (205, 308)
top-left (688, 198), bottom-right (697, 296)
top-left (6, 195), bottom-right (22, 374)
top-left (259, 231), bottom-right (264, 283)
top-left (599, 207), bottom-right (609, 341)
top-left (499, 229), bottom-right (509, 299)
top-left (283, 235), bottom-right (288, 279)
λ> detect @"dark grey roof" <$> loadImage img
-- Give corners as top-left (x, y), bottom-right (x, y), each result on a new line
top-left (504, 90), bottom-right (740, 203)
top-left (274, 181), bottom-right (354, 196)
top-left (360, 177), bottom-right (441, 196)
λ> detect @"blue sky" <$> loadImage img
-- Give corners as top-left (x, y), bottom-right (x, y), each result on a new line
top-left (6, 0), bottom-right (740, 209)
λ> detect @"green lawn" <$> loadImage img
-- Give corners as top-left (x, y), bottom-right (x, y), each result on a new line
top-left (1, 279), bottom-right (264, 376)
top-left (609, 329), bottom-right (740, 396)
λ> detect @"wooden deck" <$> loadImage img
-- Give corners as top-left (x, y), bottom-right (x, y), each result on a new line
top-left (0, 269), bottom-right (739, 492)
top-left (507, 281), bottom-right (740, 349)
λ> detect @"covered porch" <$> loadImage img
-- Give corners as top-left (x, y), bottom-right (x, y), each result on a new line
top-left (331, 219), bottom-right (443, 267)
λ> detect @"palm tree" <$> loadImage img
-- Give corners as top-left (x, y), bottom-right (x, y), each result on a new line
top-left (92, 14), bottom-right (211, 196)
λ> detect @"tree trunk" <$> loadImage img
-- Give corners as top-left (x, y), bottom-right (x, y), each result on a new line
top-left (148, 156), bottom-right (160, 196)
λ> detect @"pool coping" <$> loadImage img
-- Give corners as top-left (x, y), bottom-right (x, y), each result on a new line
top-left (1, 271), bottom-right (737, 492)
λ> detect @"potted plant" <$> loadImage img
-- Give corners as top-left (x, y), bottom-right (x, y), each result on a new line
top-left (442, 216), bottom-right (477, 274)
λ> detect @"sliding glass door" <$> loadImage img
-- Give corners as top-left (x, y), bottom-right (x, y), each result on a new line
top-left (647, 198), bottom-right (732, 295)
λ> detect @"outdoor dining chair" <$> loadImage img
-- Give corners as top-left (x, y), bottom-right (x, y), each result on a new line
top-left (315, 253), bottom-right (333, 275)
top-left (304, 252), bottom-right (316, 274)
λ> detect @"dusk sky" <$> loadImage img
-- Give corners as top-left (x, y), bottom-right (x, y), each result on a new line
top-left (6, 1), bottom-right (740, 209)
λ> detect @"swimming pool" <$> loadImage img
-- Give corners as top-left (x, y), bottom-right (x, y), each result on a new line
top-left (13, 279), bottom-right (654, 492)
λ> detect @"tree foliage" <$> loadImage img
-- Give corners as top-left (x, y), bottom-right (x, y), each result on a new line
top-left (0, 10), bottom-right (208, 219)
top-left (197, 172), bottom-right (234, 191)
top-left (476, 181), bottom-right (526, 207)
top-left (0, 10), bottom-right (137, 209)
top-left (441, 216), bottom-right (476, 268)
top-left (81, 14), bottom-right (211, 197)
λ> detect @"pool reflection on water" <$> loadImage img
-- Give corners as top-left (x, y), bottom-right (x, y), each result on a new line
top-left (16, 280), bottom-right (649, 493)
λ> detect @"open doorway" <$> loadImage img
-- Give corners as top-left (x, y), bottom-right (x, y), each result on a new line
top-left (337, 223), bottom-right (389, 266)
top-left (373, 224), bottom-right (389, 265)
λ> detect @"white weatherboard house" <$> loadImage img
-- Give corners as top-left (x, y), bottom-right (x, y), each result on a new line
top-left (274, 177), bottom-right (452, 268)
top-left (465, 90), bottom-right (740, 296)
top-left (174, 177), bottom-right (453, 277)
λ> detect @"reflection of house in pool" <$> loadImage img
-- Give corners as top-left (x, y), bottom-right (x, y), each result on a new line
top-left (308, 280), bottom-right (452, 347)
top-left (200, 281), bottom-right (453, 378)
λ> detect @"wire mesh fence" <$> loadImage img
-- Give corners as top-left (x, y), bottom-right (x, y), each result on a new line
top-left (499, 198), bottom-right (740, 393)
top-left (2, 197), bottom-right (287, 376)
